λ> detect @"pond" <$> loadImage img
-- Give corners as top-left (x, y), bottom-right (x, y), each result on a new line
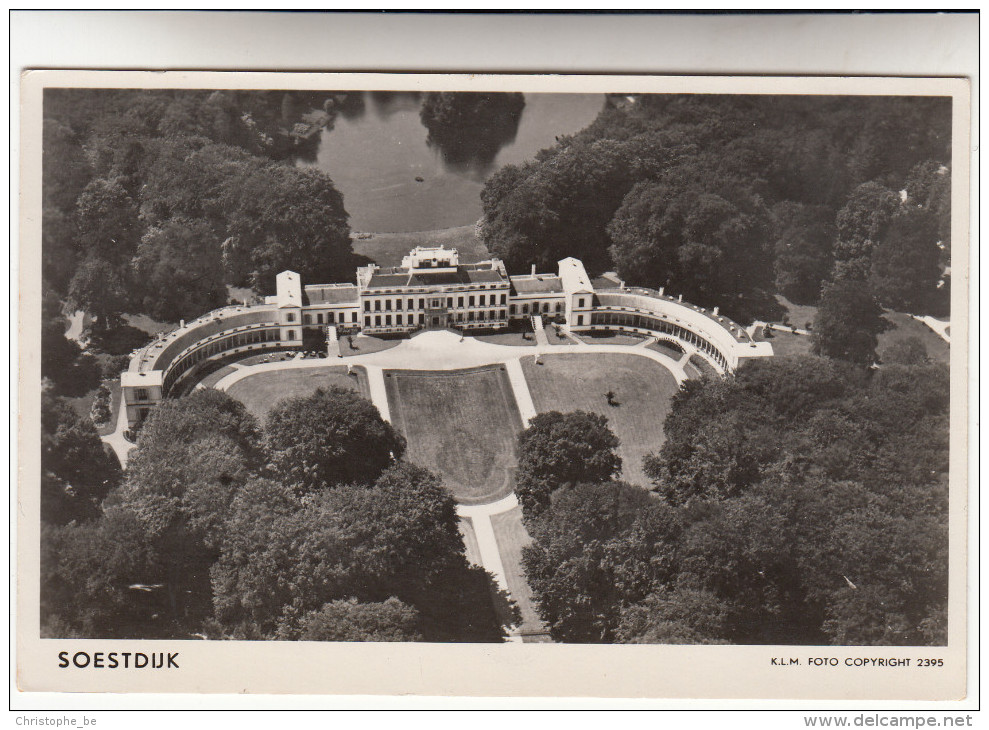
top-left (298, 92), bottom-right (606, 233)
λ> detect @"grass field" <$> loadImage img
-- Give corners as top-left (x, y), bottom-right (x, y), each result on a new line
top-left (225, 366), bottom-right (370, 422)
top-left (648, 340), bottom-right (685, 360)
top-left (490, 507), bottom-right (550, 641)
top-left (353, 225), bottom-right (490, 267)
top-left (574, 331), bottom-right (646, 346)
top-left (458, 517), bottom-right (483, 568)
top-left (384, 366), bottom-right (523, 505)
top-left (521, 353), bottom-right (678, 488)
top-left (339, 334), bottom-right (404, 357)
top-left (689, 353), bottom-right (719, 377)
top-left (754, 312), bottom-right (950, 365)
top-left (65, 379), bottom-right (121, 437)
top-left (754, 327), bottom-right (813, 358)
top-left (879, 312), bottom-right (950, 364)
top-left (197, 365), bottom-right (239, 390)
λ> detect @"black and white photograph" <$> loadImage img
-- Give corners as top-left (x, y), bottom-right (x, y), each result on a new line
top-left (13, 15), bottom-right (974, 704)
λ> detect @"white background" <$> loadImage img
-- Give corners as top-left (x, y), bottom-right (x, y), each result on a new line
top-left (7, 9), bottom-right (980, 722)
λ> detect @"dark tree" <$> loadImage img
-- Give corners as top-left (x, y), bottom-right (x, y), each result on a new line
top-left (67, 257), bottom-right (131, 333)
top-left (133, 217), bottom-right (228, 322)
top-left (869, 207), bottom-right (943, 313)
top-left (419, 92), bottom-right (525, 168)
top-left (832, 181), bottom-right (901, 282)
top-left (771, 202), bottom-right (836, 305)
top-left (297, 597), bottom-right (422, 642)
top-left (521, 481), bottom-right (681, 642)
top-left (212, 464), bottom-right (508, 642)
top-left (41, 508), bottom-right (163, 638)
top-left (881, 336), bottom-right (929, 366)
top-left (41, 389), bottom-right (121, 525)
top-left (514, 410), bottom-right (621, 518)
top-left (904, 160), bottom-right (951, 263)
top-left (264, 386), bottom-right (405, 492)
top-left (812, 278), bottom-right (889, 365)
top-left (119, 388), bottom-right (263, 631)
top-left (615, 585), bottom-right (730, 644)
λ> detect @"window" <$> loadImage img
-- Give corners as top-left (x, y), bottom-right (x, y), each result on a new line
top-left (576, 316), bottom-right (583, 326)
top-left (509, 305), bottom-right (516, 315)
top-left (431, 298), bottom-right (442, 308)
top-left (578, 298), bottom-right (585, 308)
top-left (543, 302), bottom-right (550, 313)
top-left (478, 294), bottom-right (485, 306)
top-left (500, 310), bottom-right (506, 319)
top-left (364, 316), bottom-right (371, 327)
top-left (408, 298), bottom-right (414, 310)
top-left (500, 294), bottom-right (506, 305)
top-left (396, 299), bottom-right (403, 310)
top-left (287, 330), bottom-right (296, 340)
top-left (556, 302), bottom-right (562, 312)
top-left (374, 300), bottom-right (381, 312)
top-left (385, 314), bottom-right (392, 325)
top-left (407, 314), bottom-right (414, 325)
top-left (419, 298), bottom-right (425, 309)
top-left (364, 301), bottom-right (370, 312)
top-left (418, 313), bottom-right (425, 325)
top-left (286, 312), bottom-right (295, 323)
top-left (522, 304), bottom-right (529, 314)
top-left (375, 315), bottom-right (381, 326)
top-left (447, 297), bottom-right (453, 308)
top-left (350, 312), bottom-right (356, 322)
top-left (316, 313), bottom-right (323, 324)
top-left (457, 296), bottom-right (464, 308)
top-left (385, 299), bottom-right (392, 311)
top-left (469, 295), bottom-right (475, 306)
top-left (135, 388), bottom-right (149, 402)
top-left (303, 314), bottom-right (311, 325)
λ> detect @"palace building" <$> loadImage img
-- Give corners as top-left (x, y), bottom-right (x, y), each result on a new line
top-left (120, 246), bottom-right (772, 427)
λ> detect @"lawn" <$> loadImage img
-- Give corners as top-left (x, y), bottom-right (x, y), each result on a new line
top-left (339, 334), bottom-right (403, 357)
top-left (384, 366), bottom-right (524, 505)
top-left (352, 225), bottom-right (491, 266)
top-left (575, 330), bottom-right (646, 346)
top-left (689, 353), bottom-right (719, 377)
top-left (521, 353), bottom-right (679, 488)
top-left (473, 330), bottom-right (538, 347)
top-left (879, 312), bottom-right (950, 365)
top-left (648, 340), bottom-right (684, 360)
top-left (65, 378), bottom-right (121, 437)
top-left (458, 517), bottom-right (483, 568)
top-left (224, 366), bottom-right (370, 422)
top-left (774, 295), bottom-right (819, 331)
top-left (754, 326), bottom-right (813, 358)
top-left (490, 506), bottom-right (550, 641)
top-left (197, 365), bottom-right (239, 390)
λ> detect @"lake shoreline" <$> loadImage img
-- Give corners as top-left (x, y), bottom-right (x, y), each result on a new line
top-left (351, 223), bottom-right (492, 266)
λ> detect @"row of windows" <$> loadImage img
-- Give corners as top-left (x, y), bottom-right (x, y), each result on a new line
top-left (590, 311), bottom-right (728, 370)
top-left (164, 327), bottom-right (281, 394)
top-left (302, 311), bottom-right (357, 325)
top-left (509, 301), bottom-right (563, 316)
top-left (363, 310), bottom-right (508, 328)
top-left (363, 293), bottom-right (508, 312)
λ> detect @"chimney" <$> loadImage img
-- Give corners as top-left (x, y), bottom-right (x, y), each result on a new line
top-left (713, 306), bottom-right (719, 316)
top-left (658, 287), bottom-right (664, 296)
top-left (531, 264), bottom-right (536, 276)
top-left (180, 319), bottom-right (185, 328)
top-left (677, 294), bottom-right (682, 302)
